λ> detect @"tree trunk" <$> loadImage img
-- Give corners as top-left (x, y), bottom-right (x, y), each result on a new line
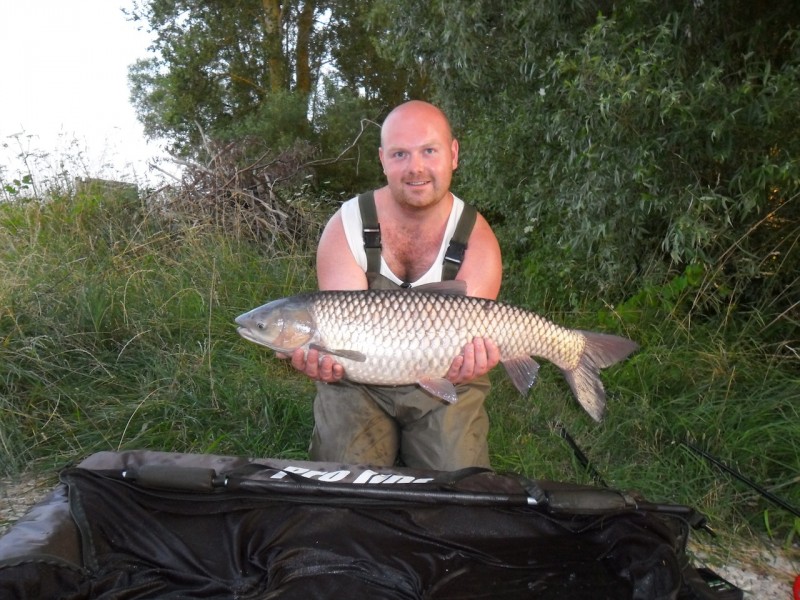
top-left (295, 0), bottom-right (314, 97)
top-left (261, 0), bottom-right (286, 92)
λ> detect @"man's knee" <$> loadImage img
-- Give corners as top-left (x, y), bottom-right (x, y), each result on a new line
top-left (310, 382), bottom-right (400, 466)
top-left (400, 382), bottom-right (491, 471)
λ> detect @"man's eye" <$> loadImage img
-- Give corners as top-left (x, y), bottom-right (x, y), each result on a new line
top-left (393, 151), bottom-right (406, 159)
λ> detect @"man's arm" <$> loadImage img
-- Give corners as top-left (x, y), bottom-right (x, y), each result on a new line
top-left (445, 211), bottom-right (503, 383)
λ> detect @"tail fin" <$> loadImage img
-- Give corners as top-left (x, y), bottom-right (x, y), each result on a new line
top-left (561, 332), bottom-right (639, 422)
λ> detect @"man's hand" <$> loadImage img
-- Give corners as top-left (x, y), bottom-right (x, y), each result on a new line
top-left (279, 348), bottom-right (345, 383)
top-left (445, 337), bottom-right (500, 385)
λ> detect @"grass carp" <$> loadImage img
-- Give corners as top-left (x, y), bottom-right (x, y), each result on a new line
top-left (235, 283), bottom-right (638, 421)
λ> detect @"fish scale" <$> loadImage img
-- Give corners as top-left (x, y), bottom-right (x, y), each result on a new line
top-left (235, 286), bottom-right (639, 421)
top-left (311, 290), bottom-right (582, 384)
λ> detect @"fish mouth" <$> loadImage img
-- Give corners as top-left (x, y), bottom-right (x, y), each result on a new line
top-left (236, 326), bottom-right (259, 343)
top-left (236, 326), bottom-right (271, 348)
top-left (236, 326), bottom-right (294, 354)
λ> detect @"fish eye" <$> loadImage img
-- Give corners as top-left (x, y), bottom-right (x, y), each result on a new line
top-left (257, 322), bottom-right (265, 330)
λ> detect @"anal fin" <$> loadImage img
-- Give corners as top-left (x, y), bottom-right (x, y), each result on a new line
top-left (502, 356), bottom-right (540, 395)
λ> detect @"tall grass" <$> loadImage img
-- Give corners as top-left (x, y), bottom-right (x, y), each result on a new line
top-left (1, 185), bottom-right (797, 544)
top-left (0, 188), bottom-right (317, 476)
top-left (486, 296), bottom-right (799, 542)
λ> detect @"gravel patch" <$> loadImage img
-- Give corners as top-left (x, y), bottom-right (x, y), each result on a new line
top-left (690, 539), bottom-right (798, 598)
top-left (2, 474), bottom-right (798, 597)
top-left (0, 473), bottom-right (58, 536)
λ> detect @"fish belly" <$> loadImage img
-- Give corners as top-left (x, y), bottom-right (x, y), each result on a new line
top-left (315, 296), bottom-right (470, 385)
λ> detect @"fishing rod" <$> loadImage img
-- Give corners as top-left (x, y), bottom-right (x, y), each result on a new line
top-left (552, 421), bottom-right (608, 488)
top-left (551, 421), bottom-right (715, 533)
top-left (105, 462), bottom-right (706, 525)
top-left (552, 422), bottom-right (800, 520)
top-left (682, 439), bottom-right (800, 520)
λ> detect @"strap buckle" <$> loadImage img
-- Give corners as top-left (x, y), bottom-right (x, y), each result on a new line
top-left (443, 240), bottom-right (467, 266)
top-left (363, 226), bottom-right (381, 249)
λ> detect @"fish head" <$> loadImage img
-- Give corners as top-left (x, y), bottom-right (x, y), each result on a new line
top-left (235, 296), bottom-right (316, 353)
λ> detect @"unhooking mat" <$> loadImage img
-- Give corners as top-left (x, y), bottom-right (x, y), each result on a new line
top-left (0, 450), bottom-right (735, 599)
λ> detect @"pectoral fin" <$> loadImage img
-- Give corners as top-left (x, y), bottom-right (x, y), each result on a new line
top-left (418, 377), bottom-right (459, 404)
top-left (502, 356), bottom-right (540, 395)
top-left (309, 343), bottom-right (367, 362)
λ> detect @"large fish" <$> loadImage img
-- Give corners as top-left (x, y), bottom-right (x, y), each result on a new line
top-left (235, 282), bottom-right (638, 421)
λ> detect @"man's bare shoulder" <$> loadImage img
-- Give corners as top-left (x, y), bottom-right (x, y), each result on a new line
top-left (317, 209), bottom-right (368, 291)
top-left (460, 211), bottom-right (502, 299)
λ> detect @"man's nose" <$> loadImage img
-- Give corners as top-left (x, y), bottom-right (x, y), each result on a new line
top-left (407, 151), bottom-right (424, 172)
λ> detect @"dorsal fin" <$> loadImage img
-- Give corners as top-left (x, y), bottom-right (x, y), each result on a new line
top-left (412, 280), bottom-right (467, 295)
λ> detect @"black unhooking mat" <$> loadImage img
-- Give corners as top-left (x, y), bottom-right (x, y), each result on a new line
top-left (0, 451), bottom-right (729, 599)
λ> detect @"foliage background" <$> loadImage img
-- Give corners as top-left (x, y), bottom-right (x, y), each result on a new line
top-left (2, 0), bottom-right (798, 542)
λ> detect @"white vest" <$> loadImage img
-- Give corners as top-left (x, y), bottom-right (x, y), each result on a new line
top-left (340, 194), bottom-right (466, 287)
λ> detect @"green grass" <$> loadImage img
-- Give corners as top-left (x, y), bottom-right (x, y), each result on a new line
top-left (1, 188), bottom-right (797, 546)
top-left (485, 308), bottom-right (799, 543)
top-left (0, 190), bottom-right (317, 474)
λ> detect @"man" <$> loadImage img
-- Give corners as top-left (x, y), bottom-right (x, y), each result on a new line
top-left (287, 100), bottom-right (502, 470)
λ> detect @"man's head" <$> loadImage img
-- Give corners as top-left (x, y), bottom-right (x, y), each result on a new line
top-left (379, 101), bottom-right (459, 210)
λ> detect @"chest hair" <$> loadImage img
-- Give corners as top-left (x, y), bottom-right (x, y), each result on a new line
top-left (382, 223), bottom-right (445, 283)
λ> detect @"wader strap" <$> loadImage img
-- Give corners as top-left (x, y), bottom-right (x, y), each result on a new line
top-left (442, 203), bottom-right (477, 281)
top-left (358, 191), bottom-right (381, 285)
top-left (358, 193), bottom-right (478, 284)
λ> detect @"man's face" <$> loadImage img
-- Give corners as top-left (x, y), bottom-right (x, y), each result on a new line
top-left (379, 105), bottom-right (459, 210)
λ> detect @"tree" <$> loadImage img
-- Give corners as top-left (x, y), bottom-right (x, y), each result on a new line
top-left (375, 0), bottom-right (800, 326)
top-left (325, 0), bottom-right (430, 105)
top-left (126, 0), bottom-right (430, 197)
top-left (127, 0), bottom-right (328, 153)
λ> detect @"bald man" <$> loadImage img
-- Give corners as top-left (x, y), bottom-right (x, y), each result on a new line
top-left (288, 101), bottom-right (503, 470)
